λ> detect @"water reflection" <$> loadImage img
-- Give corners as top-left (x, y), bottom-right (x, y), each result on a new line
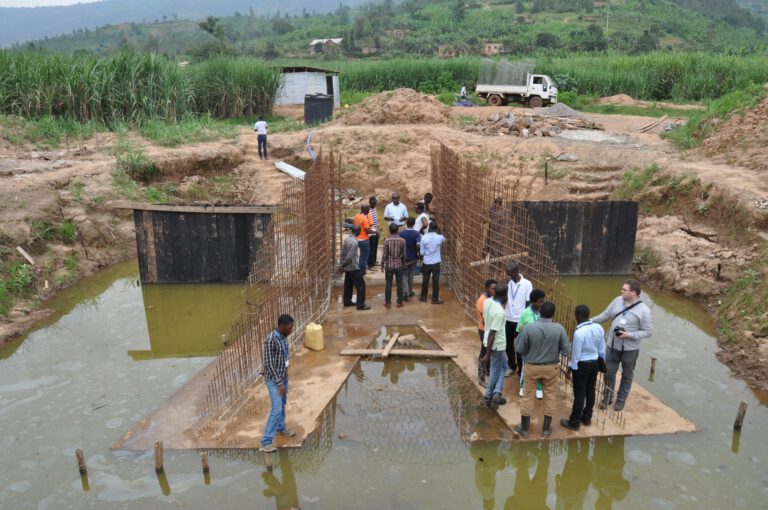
top-left (128, 283), bottom-right (241, 360)
top-left (555, 439), bottom-right (591, 509)
top-left (592, 437), bottom-right (630, 509)
top-left (262, 449), bottom-right (299, 510)
top-left (471, 442), bottom-right (507, 510)
top-left (508, 442), bottom-right (550, 509)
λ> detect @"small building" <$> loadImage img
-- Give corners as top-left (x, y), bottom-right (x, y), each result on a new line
top-left (276, 66), bottom-right (341, 108)
top-left (309, 38), bottom-right (343, 55)
top-left (482, 42), bottom-right (504, 56)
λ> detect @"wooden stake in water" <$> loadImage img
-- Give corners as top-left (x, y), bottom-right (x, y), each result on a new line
top-left (264, 451), bottom-right (274, 471)
top-left (201, 451), bottom-right (211, 485)
top-left (75, 449), bottom-right (87, 475)
top-left (649, 357), bottom-right (657, 379)
top-left (733, 401), bottom-right (748, 430)
top-left (154, 441), bottom-right (164, 472)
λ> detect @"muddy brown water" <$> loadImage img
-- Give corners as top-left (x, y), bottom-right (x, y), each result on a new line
top-left (0, 265), bottom-right (766, 508)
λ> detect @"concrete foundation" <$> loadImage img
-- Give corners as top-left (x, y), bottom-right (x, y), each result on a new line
top-left (114, 285), bottom-right (696, 451)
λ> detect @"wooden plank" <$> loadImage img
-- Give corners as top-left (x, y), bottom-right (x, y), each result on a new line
top-left (468, 252), bottom-right (528, 267)
top-left (113, 202), bottom-right (277, 214)
top-left (381, 332), bottom-right (400, 358)
top-left (340, 348), bottom-right (457, 358)
top-left (15, 246), bottom-right (35, 265)
top-left (142, 211), bottom-right (158, 283)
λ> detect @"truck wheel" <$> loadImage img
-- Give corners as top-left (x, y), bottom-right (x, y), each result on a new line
top-left (488, 95), bottom-right (503, 106)
top-left (528, 96), bottom-right (543, 108)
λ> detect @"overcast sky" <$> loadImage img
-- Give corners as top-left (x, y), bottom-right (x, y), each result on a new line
top-left (0, 0), bottom-right (101, 6)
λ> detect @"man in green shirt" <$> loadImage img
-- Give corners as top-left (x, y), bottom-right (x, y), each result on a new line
top-left (516, 289), bottom-right (546, 399)
top-left (481, 283), bottom-right (509, 409)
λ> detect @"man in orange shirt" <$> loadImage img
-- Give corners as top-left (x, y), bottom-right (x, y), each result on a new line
top-left (353, 204), bottom-right (374, 273)
top-left (476, 279), bottom-right (497, 387)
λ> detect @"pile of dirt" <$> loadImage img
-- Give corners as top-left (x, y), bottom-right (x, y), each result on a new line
top-left (696, 95), bottom-right (768, 173)
top-left (467, 111), bottom-right (602, 137)
top-left (338, 89), bottom-right (451, 125)
top-left (597, 94), bottom-right (638, 106)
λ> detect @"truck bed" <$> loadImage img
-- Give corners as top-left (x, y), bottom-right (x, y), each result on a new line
top-left (475, 84), bottom-right (528, 95)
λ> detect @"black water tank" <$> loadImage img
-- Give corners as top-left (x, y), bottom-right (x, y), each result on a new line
top-left (304, 94), bottom-right (334, 125)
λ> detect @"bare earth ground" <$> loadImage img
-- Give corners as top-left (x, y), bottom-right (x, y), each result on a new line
top-left (2, 89), bottom-right (768, 390)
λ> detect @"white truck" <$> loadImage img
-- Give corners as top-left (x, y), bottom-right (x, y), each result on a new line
top-left (475, 74), bottom-right (558, 107)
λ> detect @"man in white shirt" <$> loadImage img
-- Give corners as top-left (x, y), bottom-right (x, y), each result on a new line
top-left (414, 201), bottom-right (430, 235)
top-left (383, 192), bottom-right (408, 230)
top-left (419, 220), bottom-right (445, 304)
top-left (504, 262), bottom-right (532, 378)
top-left (254, 116), bottom-right (268, 159)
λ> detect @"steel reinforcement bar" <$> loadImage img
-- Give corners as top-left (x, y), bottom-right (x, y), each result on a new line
top-left (195, 151), bottom-right (342, 438)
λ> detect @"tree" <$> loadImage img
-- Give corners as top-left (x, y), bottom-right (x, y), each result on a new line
top-left (536, 32), bottom-right (560, 48)
top-left (516, 0), bottom-right (525, 13)
top-left (634, 30), bottom-right (658, 52)
top-left (452, 0), bottom-right (466, 22)
top-left (199, 16), bottom-right (223, 39)
top-left (271, 18), bottom-right (294, 34)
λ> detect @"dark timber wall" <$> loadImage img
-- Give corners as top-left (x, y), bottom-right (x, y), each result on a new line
top-left (520, 201), bottom-right (638, 275)
top-left (129, 204), bottom-right (275, 284)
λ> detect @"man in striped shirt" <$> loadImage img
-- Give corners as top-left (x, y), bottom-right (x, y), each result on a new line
top-left (381, 223), bottom-right (406, 307)
top-left (260, 314), bottom-right (296, 452)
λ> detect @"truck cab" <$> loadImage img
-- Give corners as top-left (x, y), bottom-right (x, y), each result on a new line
top-left (475, 73), bottom-right (558, 107)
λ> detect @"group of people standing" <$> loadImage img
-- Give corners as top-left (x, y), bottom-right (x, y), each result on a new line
top-left (477, 267), bottom-right (653, 438)
top-left (341, 192), bottom-right (444, 309)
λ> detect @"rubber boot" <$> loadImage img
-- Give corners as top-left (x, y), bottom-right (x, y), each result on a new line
top-left (514, 415), bottom-right (530, 439)
top-left (542, 415), bottom-right (553, 437)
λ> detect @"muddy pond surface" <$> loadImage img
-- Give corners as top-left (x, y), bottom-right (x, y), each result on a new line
top-left (1, 265), bottom-right (766, 509)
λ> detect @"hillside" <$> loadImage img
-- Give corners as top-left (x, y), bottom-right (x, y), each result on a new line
top-left (0, 0), bottom-right (369, 48)
top-left (26, 0), bottom-right (768, 57)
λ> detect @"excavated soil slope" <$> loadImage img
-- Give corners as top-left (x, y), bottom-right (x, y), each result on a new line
top-left (697, 95), bottom-right (768, 173)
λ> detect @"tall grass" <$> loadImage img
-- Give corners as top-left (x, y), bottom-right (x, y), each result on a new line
top-left (190, 57), bottom-right (282, 118)
top-left (0, 51), bottom-right (282, 124)
top-left (337, 53), bottom-right (768, 101)
top-left (0, 51), bottom-right (191, 123)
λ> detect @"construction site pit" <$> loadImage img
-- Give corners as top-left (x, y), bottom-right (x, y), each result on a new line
top-left (1, 261), bottom-right (767, 508)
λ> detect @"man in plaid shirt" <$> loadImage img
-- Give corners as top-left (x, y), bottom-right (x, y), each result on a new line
top-left (381, 223), bottom-right (406, 307)
top-left (260, 314), bottom-right (296, 452)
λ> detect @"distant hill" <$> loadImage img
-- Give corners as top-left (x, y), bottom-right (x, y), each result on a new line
top-left (22, 0), bottom-right (768, 57)
top-left (0, 0), bottom-right (369, 47)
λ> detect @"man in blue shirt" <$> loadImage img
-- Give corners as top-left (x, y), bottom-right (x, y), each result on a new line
top-left (398, 216), bottom-right (421, 299)
top-left (419, 220), bottom-right (446, 304)
top-left (561, 305), bottom-right (606, 431)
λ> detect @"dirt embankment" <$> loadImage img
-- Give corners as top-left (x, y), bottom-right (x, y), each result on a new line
top-left (0, 133), bottom-right (253, 343)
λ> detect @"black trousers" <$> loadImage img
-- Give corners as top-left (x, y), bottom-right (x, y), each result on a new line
top-left (420, 262), bottom-right (441, 301)
top-left (368, 234), bottom-right (379, 266)
top-left (343, 269), bottom-right (366, 308)
top-left (478, 329), bottom-right (488, 380)
top-left (569, 359), bottom-right (599, 425)
top-left (505, 320), bottom-right (521, 372)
